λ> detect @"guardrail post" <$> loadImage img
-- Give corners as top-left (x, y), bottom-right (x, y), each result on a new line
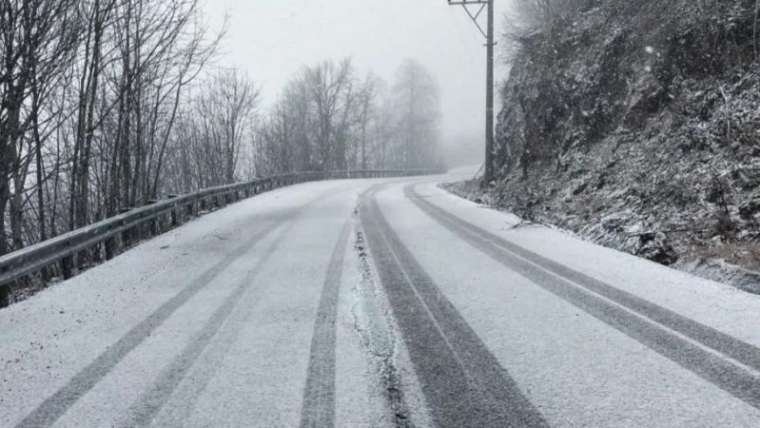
top-left (154, 214), bottom-right (163, 236)
top-left (61, 253), bottom-right (75, 279)
top-left (167, 195), bottom-right (181, 227)
top-left (0, 284), bottom-right (10, 308)
top-left (105, 235), bottom-right (118, 260)
top-left (120, 207), bottom-right (134, 247)
top-left (146, 200), bottom-right (160, 237)
top-left (90, 243), bottom-right (103, 265)
top-left (171, 206), bottom-right (180, 227)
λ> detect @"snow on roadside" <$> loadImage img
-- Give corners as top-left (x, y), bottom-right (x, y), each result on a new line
top-left (426, 179), bottom-right (760, 349)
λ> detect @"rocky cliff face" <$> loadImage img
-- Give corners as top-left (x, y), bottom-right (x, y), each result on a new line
top-left (488, 0), bottom-right (760, 290)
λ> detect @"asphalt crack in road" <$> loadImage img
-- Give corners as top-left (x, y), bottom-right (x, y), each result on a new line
top-left (351, 224), bottom-right (415, 428)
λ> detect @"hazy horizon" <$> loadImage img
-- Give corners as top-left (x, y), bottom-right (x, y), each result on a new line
top-left (200, 0), bottom-right (512, 166)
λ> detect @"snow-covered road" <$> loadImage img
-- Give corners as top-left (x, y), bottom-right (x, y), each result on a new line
top-left (3, 171), bottom-right (760, 427)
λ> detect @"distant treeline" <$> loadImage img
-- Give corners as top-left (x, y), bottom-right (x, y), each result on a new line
top-left (256, 58), bottom-right (442, 176)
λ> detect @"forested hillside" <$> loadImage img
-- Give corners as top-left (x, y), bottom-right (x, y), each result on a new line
top-left (0, 1), bottom-right (442, 258)
top-left (478, 0), bottom-right (760, 290)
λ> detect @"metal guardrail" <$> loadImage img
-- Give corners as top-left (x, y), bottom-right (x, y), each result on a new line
top-left (0, 169), bottom-right (437, 295)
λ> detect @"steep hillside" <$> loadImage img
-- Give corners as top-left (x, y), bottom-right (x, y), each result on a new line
top-left (476, 0), bottom-right (760, 290)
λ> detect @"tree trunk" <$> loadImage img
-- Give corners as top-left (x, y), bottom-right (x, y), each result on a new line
top-left (10, 175), bottom-right (25, 250)
top-left (0, 188), bottom-right (9, 256)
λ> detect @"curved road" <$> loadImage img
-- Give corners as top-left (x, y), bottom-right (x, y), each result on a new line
top-left (3, 171), bottom-right (760, 427)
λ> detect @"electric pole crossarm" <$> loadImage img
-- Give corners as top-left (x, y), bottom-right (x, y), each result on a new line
top-left (446, 1), bottom-right (488, 5)
top-left (462, 4), bottom-right (488, 39)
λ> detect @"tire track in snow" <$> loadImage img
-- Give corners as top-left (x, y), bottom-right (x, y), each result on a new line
top-left (120, 222), bottom-right (292, 427)
top-left (360, 187), bottom-right (549, 428)
top-left (406, 183), bottom-right (760, 411)
top-left (15, 189), bottom-right (335, 428)
top-left (298, 219), bottom-right (351, 428)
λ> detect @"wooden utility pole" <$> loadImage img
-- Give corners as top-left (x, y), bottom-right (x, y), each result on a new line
top-left (446, 0), bottom-right (495, 184)
top-left (485, 0), bottom-right (494, 185)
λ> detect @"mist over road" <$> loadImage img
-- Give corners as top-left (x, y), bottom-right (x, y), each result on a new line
top-left (3, 170), bottom-right (760, 427)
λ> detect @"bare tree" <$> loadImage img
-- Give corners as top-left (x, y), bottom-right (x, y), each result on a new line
top-left (68, 0), bottom-right (117, 230)
top-left (304, 59), bottom-right (356, 171)
top-left (166, 68), bottom-right (260, 191)
top-left (372, 89), bottom-right (397, 169)
top-left (0, 0), bottom-right (81, 254)
top-left (355, 74), bottom-right (381, 170)
top-left (0, 0), bottom-right (222, 258)
top-left (392, 59), bottom-right (441, 169)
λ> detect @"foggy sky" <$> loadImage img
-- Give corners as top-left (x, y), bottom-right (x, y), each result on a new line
top-left (201, 0), bottom-right (511, 157)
